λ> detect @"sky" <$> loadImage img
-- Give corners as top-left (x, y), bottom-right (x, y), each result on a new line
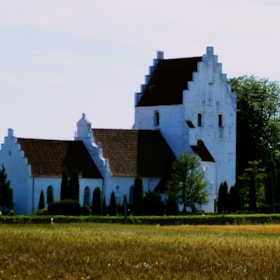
top-left (0, 0), bottom-right (280, 142)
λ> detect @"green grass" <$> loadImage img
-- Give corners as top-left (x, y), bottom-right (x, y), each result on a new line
top-left (0, 223), bottom-right (279, 279)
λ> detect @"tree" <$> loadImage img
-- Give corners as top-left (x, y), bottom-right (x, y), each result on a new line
top-left (229, 76), bottom-right (280, 180)
top-left (217, 182), bottom-right (229, 213)
top-left (0, 165), bottom-right (13, 213)
top-left (167, 152), bottom-right (208, 213)
top-left (238, 160), bottom-right (266, 211)
top-left (38, 190), bottom-right (45, 210)
top-left (132, 176), bottom-right (144, 215)
top-left (143, 191), bottom-right (164, 216)
top-left (69, 170), bottom-right (79, 201)
top-left (228, 184), bottom-right (241, 213)
top-left (60, 167), bottom-right (69, 200)
top-left (108, 191), bottom-right (116, 216)
top-left (102, 197), bottom-right (107, 216)
top-left (165, 194), bottom-right (179, 215)
top-left (91, 187), bottom-right (102, 215)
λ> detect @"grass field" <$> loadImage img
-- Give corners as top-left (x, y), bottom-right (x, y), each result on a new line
top-left (0, 223), bottom-right (279, 279)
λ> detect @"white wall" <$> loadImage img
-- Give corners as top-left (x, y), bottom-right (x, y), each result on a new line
top-left (184, 47), bottom-right (236, 188)
top-left (0, 129), bottom-right (32, 214)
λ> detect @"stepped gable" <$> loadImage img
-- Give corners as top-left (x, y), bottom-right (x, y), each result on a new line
top-left (92, 129), bottom-right (175, 177)
top-left (137, 56), bottom-right (202, 106)
top-left (17, 138), bottom-right (102, 178)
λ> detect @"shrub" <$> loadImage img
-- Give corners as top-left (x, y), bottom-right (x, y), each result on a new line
top-left (81, 205), bottom-right (92, 216)
top-left (35, 208), bottom-right (48, 215)
top-left (48, 200), bottom-right (81, 216)
top-left (143, 191), bottom-right (164, 215)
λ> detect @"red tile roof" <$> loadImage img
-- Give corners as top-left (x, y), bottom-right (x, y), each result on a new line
top-left (17, 138), bottom-right (102, 178)
top-left (93, 129), bottom-right (175, 177)
top-left (137, 57), bottom-right (202, 106)
top-left (191, 140), bottom-right (215, 162)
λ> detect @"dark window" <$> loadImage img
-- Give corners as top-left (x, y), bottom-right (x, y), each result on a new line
top-left (218, 114), bottom-right (223, 127)
top-left (84, 186), bottom-right (90, 206)
top-left (198, 113), bottom-right (202, 127)
top-left (154, 111), bottom-right (160, 126)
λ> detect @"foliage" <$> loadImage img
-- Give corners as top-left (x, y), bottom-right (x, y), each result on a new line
top-left (142, 191), bottom-right (164, 215)
top-left (102, 197), bottom-right (107, 216)
top-left (238, 160), bottom-right (266, 211)
top-left (167, 152), bottom-right (208, 213)
top-left (91, 187), bottom-right (102, 215)
top-left (60, 167), bottom-right (69, 200)
top-left (165, 194), bottom-right (179, 215)
top-left (132, 176), bottom-right (144, 215)
top-left (81, 205), bottom-right (92, 216)
top-left (69, 170), bottom-right (79, 201)
top-left (47, 186), bottom-right (54, 204)
top-left (228, 184), bottom-right (241, 213)
top-left (217, 182), bottom-right (229, 213)
top-left (108, 191), bottom-right (116, 216)
top-left (229, 76), bottom-right (280, 177)
top-left (48, 200), bottom-right (81, 216)
top-left (0, 165), bottom-right (13, 212)
top-left (38, 190), bottom-right (45, 210)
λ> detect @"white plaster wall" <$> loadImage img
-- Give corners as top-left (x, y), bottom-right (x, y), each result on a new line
top-left (183, 47), bottom-right (236, 189)
top-left (0, 130), bottom-right (32, 214)
top-left (134, 105), bottom-right (191, 157)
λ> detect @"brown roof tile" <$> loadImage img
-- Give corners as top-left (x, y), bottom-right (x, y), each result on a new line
top-left (137, 57), bottom-right (202, 106)
top-left (93, 129), bottom-right (175, 177)
top-left (17, 138), bottom-right (102, 178)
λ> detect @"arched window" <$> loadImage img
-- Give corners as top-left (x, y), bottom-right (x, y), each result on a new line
top-left (154, 110), bottom-right (160, 126)
top-left (47, 185), bottom-right (54, 204)
top-left (84, 186), bottom-right (90, 206)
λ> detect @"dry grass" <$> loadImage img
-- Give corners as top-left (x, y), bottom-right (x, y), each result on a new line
top-left (0, 223), bottom-right (279, 279)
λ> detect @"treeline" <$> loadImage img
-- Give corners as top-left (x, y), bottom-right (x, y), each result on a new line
top-left (222, 76), bottom-right (280, 213)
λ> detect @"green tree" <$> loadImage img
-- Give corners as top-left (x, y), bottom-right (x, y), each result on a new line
top-left (108, 191), bottom-right (116, 216)
top-left (228, 184), bottom-right (241, 213)
top-left (0, 165), bottom-right (13, 213)
top-left (69, 170), bottom-right (79, 201)
top-left (102, 197), bottom-right (107, 216)
top-left (165, 194), bottom-right (179, 215)
top-left (132, 176), bottom-right (144, 215)
top-left (38, 190), bottom-right (45, 210)
top-left (143, 191), bottom-right (164, 215)
top-left (217, 182), bottom-right (229, 213)
top-left (60, 167), bottom-right (69, 200)
top-left (167, 152), bottom-right (208, 213)
top-left (91, 187), bottom-right (102, 215)
top-left (229, 76), bottom-right (280, 180)
top-left (239, 160), bottom-right (266, 211)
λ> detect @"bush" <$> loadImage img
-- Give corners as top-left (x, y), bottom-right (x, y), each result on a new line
top-left (143, 191), bottom-right (164, 215)
top-left (48, 200), bottom-right (81, 216)
top-left (81, 205), bottom-right (92, 216)
top-left (35, 208), bottom-right (48, 215)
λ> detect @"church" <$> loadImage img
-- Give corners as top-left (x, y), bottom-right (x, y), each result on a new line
top-left (0, 46), bottom-right (236, 215)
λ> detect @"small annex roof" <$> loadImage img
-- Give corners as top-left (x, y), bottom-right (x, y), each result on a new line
top-left (191, 140), bottom-right (215, 162)
top-left (92, 129), bottom-right (176, 177)
top-left (137, 56), bottom-right (202, 107)
top-left (17, 138), bottom-right (102, 178)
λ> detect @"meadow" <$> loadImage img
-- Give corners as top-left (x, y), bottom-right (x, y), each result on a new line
top-left (0, 223), bottom-right (279, 279)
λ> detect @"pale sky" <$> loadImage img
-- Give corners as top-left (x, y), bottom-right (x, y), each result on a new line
top-left (1, 0), bottom-right (279, 142)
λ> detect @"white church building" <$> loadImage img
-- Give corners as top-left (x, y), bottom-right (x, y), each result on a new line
top-left (0, 47), bottom-right (236, 215)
